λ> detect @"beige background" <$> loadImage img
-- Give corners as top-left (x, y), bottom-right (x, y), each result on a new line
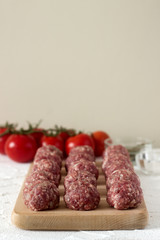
top-left (0, 0), bottom-right (160, 144)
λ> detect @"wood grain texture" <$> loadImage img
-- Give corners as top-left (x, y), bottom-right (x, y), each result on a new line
top-left (11, 161), bottom-right (148, 230)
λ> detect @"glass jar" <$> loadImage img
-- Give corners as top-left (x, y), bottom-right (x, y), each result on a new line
top-left (136, 148), bottom-right (160, 175)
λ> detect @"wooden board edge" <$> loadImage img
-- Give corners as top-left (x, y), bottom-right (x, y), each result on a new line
top-left (11, 202), bottom-right (149, 230)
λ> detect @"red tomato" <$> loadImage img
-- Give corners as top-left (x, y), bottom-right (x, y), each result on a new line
top-left (58, 132), bottom-right (70, 143)
top-left (0, 128), bottom-right (11, 155)
top-left (58, 129), bottom-right (76, 144)
top-left (5, 134), bottom-right (37, 163)
top-left (30, 128), bottom-right (44, 147)
top-left (41, 135), bottom-right (64, 152)
top-left (65, 133), bottom-right (95, 156)
top-left (92, 131), bottom-right (112, 157)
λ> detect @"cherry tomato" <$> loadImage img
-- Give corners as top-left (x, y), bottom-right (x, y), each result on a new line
top-left (65, 133), bottom-right (95, 156)
top-left (92, 131), bottom-right (112, 157)
top-left (5, 134), bottom-right (37, 163)
top-left (30, 128), bottom-right (44, 147)
top-left (58, 132), bottom-right (70, 143)
top-left (0, 128), bottom-right (11, 155)
top-left (58, 129), bottom-right (76, 144)
top-left (41, 135), bottom-right (64, 152)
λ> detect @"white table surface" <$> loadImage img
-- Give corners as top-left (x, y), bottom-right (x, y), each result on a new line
top-left (0, 154), bottom-right (160, 240)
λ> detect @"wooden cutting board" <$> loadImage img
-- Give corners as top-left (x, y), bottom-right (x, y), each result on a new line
top-left (11, 161), bottom-right (148, 230)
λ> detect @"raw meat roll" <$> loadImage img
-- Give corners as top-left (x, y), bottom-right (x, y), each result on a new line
top-left (23, 180), bottom-right (59, 211)
top-left (69, 159), bottom-right (99, 179)
top-left (65, 152), bottom-right (95, 171)
top-left (107, 182), bottom-right (143, 210)
top-left (64, 169), bottom-right (97, 189)
top-left (64, 183), bottom-right (100, 211)
top-left (106, 169), bottom-right (140, 189)
top-left (69, 145), bottom-right (95, 159)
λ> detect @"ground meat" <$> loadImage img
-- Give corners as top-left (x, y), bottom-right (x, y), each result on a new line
top-left (103, 145), bottom-right (143, 210)
top-left (34, 149), bottom-right (62, 167)
top-left (33, 159), bottom-right (61, 185)
top-left (23, 179), bottom-right (60, 211)
top-left (25, 169), bottom-right (60, 187)
top-left (65, 152), bottom-right (95, 171)
top-left (107, 182), bottom-right (143, 210)
top-left (102, 153), bottom-right (132, 173)
top-left (35, 145), bottom-right (63, 159)
top-left (104, 160), bottom-right (133, 177)
top-left (69, 158), bottom-right (99, 179)
top-left (34, 151), bottom-right (62, 167)
top-left (103, 145), bottom-right (130, 159)
top-left (64, 183), bottom-right (100, 210)
top-left (42, 145), bottom-right (63, 158)
top-left (64, 145), bottom-right (100, 211)
top-left (64, 169), bottom-right (97, 189)
top-left (69, 145), bottom-right (95, 159)
top-left (103, 153), bottom-right (131, 167)
top-left (106, 169), bottom-right (140, 189)
top-left (34, 159), bottom-right (60, 173)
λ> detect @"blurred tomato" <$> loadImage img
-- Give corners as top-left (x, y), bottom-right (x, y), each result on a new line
top-left (5, 134), bottom-right (37, 163)
top-left (41, 135), bottom-right (64, 152)
top-left (30, 128), bottom-right (44, 147)
top-left (0, 128), bottom-right (11, 155)
top-left (58, 132), bottom-right (70, 143)
top-left (65, 133), bottom-right (95, 156)
top-left (92, 131), bottom-right (112, 157)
